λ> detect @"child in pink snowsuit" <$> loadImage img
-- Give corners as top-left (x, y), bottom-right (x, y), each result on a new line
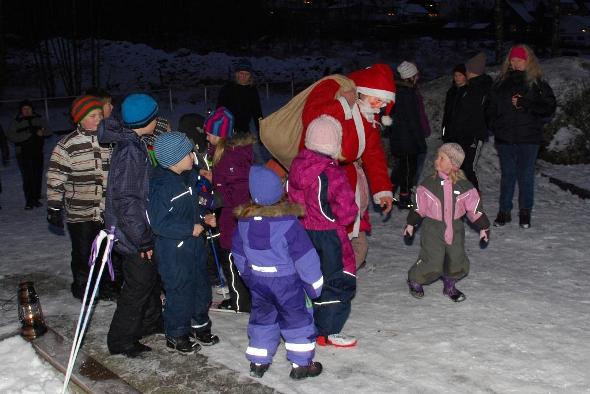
top-left (288, 115), bottom-right (359, 347)
top-left (404, 143), bottom-right (490, 302)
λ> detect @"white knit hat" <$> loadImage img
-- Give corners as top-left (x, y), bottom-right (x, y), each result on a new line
top-left (305, 115), bottom-right (342, 159)
top-left (397, 61), bottom-right (419, 80)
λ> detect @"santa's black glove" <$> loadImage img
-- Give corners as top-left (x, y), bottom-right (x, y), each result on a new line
top-left (47, 207), bottom-right (64, 229)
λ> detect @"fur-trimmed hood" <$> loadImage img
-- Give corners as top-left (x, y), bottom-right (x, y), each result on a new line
top-left (234, 201), bottom-right (305, 219)
top-left (228, 133), bottom-right (257, 148)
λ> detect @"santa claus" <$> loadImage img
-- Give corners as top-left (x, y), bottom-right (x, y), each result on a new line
top-left (300, 64), bottom-right (396, 268)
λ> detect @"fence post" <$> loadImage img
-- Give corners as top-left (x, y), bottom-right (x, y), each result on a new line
top-left (168, 87), bottom-right (174, 113)
top-left (204, 86), bottom-right (208, 109)
top-left (44, 98), bottom-right (50, 122)
top-left (291, 78), bottom-right (294, 98)
top-left (266, 82), bottom-right (269, 100)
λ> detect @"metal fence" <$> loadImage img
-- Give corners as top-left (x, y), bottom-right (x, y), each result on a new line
top-left (0, 80), bottom-right (304, 132)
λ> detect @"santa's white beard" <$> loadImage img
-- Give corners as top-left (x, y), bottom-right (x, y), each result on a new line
top-left (357, 99), bottom-right (380, 123)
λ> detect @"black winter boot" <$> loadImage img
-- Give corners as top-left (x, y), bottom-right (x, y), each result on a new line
top-left (191, 329), bottom-right (219, 346)
top-left (442, 277), bottom-right (466, 302)
top-left (166, 335), bottom-right (201, 354)
top-left (289, 361), bottom-right (323, 380)
top-left (493, 211), bottom-right (511, 226)
top-left (519, 209), bottom-right (531, 229)
top-left (249, 362), bottom-right (270, 378)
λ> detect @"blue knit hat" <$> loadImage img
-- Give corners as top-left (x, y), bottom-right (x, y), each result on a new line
top-left (154, 131), bottom-right (194, 168)
top-left (121, 93), bottom-right (159, 128)
top-left (249, 166), bottom-right (284, 206)
top-left (204, 107), bottom-right (234, 139)
top-left (235, 58), bottom-right (253, 73)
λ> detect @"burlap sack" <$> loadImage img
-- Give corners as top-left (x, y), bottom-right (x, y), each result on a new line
top-left (259, 74), bottom-right (356, 170)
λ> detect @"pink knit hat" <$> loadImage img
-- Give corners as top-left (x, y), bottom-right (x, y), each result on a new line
top-left (305, 115), bottom-right (342, 159)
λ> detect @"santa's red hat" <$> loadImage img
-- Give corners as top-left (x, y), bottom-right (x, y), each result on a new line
top-left (348, 64), bottom-right (396, 126)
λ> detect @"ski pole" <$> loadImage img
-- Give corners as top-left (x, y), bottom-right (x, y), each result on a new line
top-left (208, 229), bottom-right (225, 290)
top-left (62, 228), bottom-right (115, 394)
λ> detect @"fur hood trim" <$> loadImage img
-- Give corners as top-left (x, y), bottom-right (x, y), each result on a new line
top-left (234, 201), bottom-right (305, 218)
top-left (229, 133), bottom-right (257, 148)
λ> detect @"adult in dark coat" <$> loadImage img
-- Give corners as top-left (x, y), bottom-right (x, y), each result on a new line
top-left (217, 58), bottom-right (263, 135)
top-left (6, 100), bottom-right (51, 209)
top-left (388, 62), bottom-right (427, 209)
top-left (487, 45), bottom-right (556, 228)
top-left (442, 54), bottom-right (493, 190)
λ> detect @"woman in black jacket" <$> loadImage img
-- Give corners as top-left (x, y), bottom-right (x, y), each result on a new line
top-left (389, 61), bottom-right (428, 209)
top-left (487, 44), bottom-right (556, 228)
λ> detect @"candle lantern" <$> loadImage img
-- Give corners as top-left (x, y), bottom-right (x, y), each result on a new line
top-left (17, 281), bottom-right (47, 339)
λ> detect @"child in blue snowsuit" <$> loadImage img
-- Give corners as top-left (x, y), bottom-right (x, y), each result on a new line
top-left (148, 132), bottom-right (219, 354)
top-left (232, 165), bottom-right (324, 380)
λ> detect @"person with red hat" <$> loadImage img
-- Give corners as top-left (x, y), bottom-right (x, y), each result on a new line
top-left (487, 44), bottom-right (556, 229)
top-left (46, 95), bottom-right (118, 301)
top-left (300, 64), bottom-right (396, 269)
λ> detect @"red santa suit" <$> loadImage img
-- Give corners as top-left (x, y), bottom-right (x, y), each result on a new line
top-left (301, 64), bottom-right (396, 236)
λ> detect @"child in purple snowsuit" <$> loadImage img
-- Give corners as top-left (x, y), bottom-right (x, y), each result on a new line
top-left (288, 115), bottom-right (359, 348)
top-left (232, 165), bottom-right (324, 380)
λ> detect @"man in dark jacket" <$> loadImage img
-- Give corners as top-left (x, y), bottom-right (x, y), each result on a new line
top-left (442, 53), bottom-right (493, 190)
top-left (216, 58), bottom-right (263, 135)
top-left (6, 100), bottom-right (51, 209)
top-left (99, 93), bottom-right (163, 357)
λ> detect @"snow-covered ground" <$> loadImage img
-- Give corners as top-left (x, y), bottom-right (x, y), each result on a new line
top-left (0, 335), bottom-right (67, 393)
top-left (1, 43), bottom-right (589, 393)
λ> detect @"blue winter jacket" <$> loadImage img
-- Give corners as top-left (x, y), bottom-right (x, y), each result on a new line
top-left (98, 118), bottom-right (154, 255)
top-left (147, 166), bottom-right (206, 242)
top-left (232, 202), bottom-right (323, 299)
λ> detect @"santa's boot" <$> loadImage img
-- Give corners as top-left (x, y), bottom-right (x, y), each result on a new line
top-left (442, 277), bottom-right (466, 302)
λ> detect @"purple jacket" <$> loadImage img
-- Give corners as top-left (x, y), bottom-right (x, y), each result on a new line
top-left (213, 141), bottom-right (254, 250)
top-left (232, 202), bottom-right (323, 299)
top-left (288, 149), bottom-right (357, 231)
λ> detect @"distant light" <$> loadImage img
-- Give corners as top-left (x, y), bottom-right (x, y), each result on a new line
top-left (582, 28), bottom-right (588, 33)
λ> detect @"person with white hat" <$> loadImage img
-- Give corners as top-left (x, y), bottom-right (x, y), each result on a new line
top-left (387, 61), bottom-right (429, 210)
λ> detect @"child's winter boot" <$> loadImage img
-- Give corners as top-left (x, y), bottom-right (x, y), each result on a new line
top-left (191, 328), bottom-right (220, 346)
top-left (442, 277), bottom-right (466, 302)
top-left (166, 335), bottom-right (201, 354)
top-left (289, 361), bottom-right (323, 380)
top-left (316, 333), bottom-right (357, 348)
top-left (519, 208), bottom-right (531, 229)
top-left (407, 280), bottom-right (424, 299)
top-left (397, 193), bottom-right (413, 210)
top-left (249, 362), bottom-right (270, 378)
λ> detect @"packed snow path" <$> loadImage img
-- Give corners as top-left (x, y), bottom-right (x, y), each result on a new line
top-left (0, 137), bottom-right (588, 393)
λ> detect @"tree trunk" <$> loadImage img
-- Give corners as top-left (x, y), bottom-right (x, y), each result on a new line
top-left (494, 0), bottom-right (504, 63)
top-left (550, 0), bottom-right (560, 57)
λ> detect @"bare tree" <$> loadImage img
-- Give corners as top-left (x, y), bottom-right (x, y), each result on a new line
top-left (550, 0), bottom-right (560, 57)
top-left (494, 0), bottom-right (504, 63)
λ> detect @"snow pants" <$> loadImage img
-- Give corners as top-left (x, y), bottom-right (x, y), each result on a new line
top-left (107, 253), bottom-right (162, 353)
top-left (307, 230), bottom-right (356, 337)
top-left (408, 218), bottom-right (470, 285)
top-left (157, 236), bottom-right (211, 338)
top-left (245, 274), bottom-right (316, 366)
top-left (220, 248), bottom-right (251, 312)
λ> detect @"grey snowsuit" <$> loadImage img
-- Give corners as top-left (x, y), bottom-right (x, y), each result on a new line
top-left (407, 172), bottom-right (489, 284)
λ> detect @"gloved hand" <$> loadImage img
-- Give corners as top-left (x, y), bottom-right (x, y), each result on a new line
top-left (47, 207), bottom-right (64, 229)
top-left (479, 228), bottom-right (490, 249)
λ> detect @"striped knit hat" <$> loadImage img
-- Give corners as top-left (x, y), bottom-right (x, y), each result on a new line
top-left (121, 93), bottom-right (159, 129)
top-left (154, 131), bottom-right (194, 168)
top-left (204, 107), bottom-right (234, 138)
top-left (71, 95), bottom-right (103, 123)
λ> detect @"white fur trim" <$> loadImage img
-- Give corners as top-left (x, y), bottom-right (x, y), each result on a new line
top-left (338, 96), bottom-right (353, 120)
top-left (356, 86), bottom-right (395, 102)
top-left (373, 190), bottom-right (394, 205)
top-left (381, 115), bottom-right (392, 126)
